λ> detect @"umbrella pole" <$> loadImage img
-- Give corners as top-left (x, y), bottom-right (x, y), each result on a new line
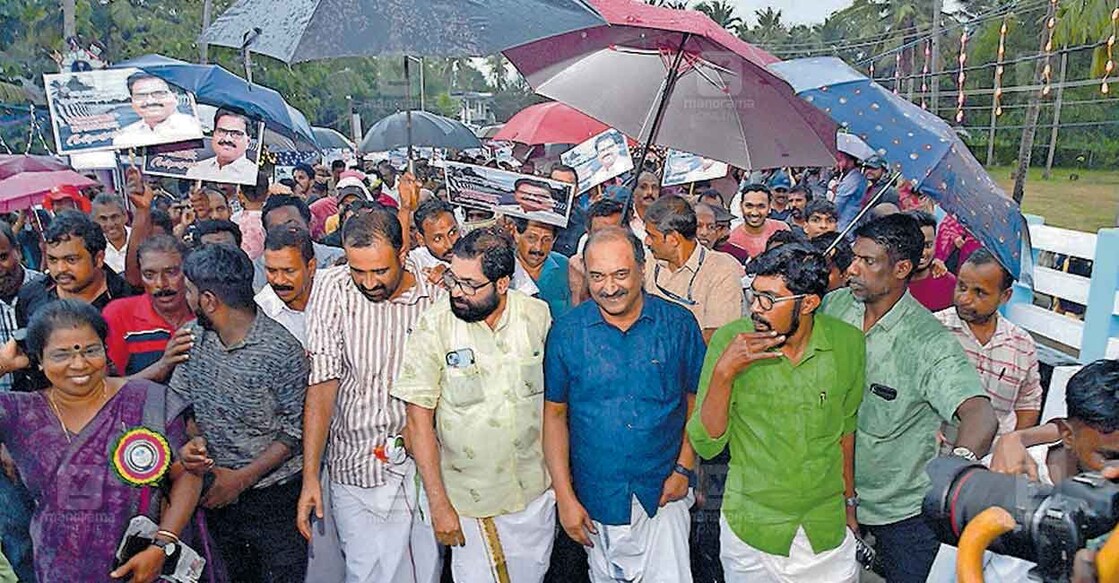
top-left (825, 172), bottom-right (903, 255)
top-left (625, 33), bottom-right (691, 211)
top-left (405, 56), bottom-right (414, 168)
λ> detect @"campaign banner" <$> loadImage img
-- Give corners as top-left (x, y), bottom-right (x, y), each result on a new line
top-left (43, 68), bottom-right (203, 155)
top-left (444, 162), bottom-right (575, 228)
top-left (560, 128), bottom-right (632, 193)
top-left (143, 117), bottom-right (264, 186)
top-left (661, 149), bottom-right (729, 187)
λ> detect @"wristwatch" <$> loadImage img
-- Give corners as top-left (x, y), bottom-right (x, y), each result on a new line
top-left (952, 446), bottom-right (979, 462)
top-left (151, 537), bottom-right (178, 557)
top-left (845, 494), bottom-right (860, 508)
top-left (673, 463), bottom-right (695, 480)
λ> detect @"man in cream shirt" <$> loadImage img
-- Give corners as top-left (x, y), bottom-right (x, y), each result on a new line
top-left (394, 227), bottom-right (554, 582)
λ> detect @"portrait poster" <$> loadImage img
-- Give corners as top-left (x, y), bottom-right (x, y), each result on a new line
top-left (143, 117), bottom-right (264, 186)
top-left (444, 161), bottom-right (575, 228)
top-left (560, 129), bottom-right (633, 193)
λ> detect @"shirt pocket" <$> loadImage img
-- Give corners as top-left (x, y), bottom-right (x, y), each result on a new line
top-left (515, 353), bottom-right (545, 399)
top-left (441, 365), bottom-right (486, 408)
top-left (857, 382), bottom-right (911, 440)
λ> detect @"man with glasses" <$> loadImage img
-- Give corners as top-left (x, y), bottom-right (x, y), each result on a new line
top-left (298, 209), bottom-right (442, 583)
top-left (689, 244), bottom-right (866, 581)
top-left (187, 109), bottom-right (257, 184)
top-left (643, 196), bottom-right (744, 343)
top-left (114, 72), bottom-right (202, 149)
top-left (543, 226), bottom-right (705, 582)
top-left (513, 218), bottom-right (571, 318)
top-left (393, 227), bottom-right (556, 582)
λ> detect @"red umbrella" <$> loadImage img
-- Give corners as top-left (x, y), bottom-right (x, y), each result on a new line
top-left (0, 155), bottom-right (97, 212)
top-left (493, 102), bottom-right (613, 146)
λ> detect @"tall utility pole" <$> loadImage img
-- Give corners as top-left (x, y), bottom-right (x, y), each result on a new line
top-left (1012, 0), bottom-right (1059, 203)
top-left (1043, 50), bottom-right (1068, 179)
top-left (929, 0), bottom-right (943, 116)
top-left (200, 0), bottom-right (213, 63)
top-left (62, 0), bottom-right (76, 39)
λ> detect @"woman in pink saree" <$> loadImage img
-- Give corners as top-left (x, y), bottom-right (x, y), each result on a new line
top-left (0, 300), bottom-right (203, 582)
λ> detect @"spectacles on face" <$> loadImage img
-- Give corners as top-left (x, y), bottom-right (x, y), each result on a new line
top-left (44, 344), bottom-right (106, 366)
top-left (214, 127), bottom-right (247, 139)
top-left (746, 288), bottom-right (807, 312)
top-left (134, 90), bottom-right (171, 101)
top-left (441, 271), bottom-right (493, 297)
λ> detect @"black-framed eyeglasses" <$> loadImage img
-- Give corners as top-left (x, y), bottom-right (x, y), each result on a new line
top-left (746, 287), bottom-right (807, 311)
top-left (441, 271), bottom-right (493, 297)
top-left (214, 128), bottom-right (247, 139)
top-left (653, 247), bottom-right (706, 307)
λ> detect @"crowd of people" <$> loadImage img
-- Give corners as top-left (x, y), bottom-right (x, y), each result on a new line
top-left (0, 143), bottom-right (1112, 583)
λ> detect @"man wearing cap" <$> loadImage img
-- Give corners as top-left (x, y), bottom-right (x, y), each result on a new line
top-left (860, 155), bottom-right (899, 210)
top-left (113, 72), bottom-right (202, 149)
top-left (43, 184), bottom-right (92, 215)
top-left (833, 152), bottom-right (868, 232)
top-left (767, 173), bottom-right (794, 222)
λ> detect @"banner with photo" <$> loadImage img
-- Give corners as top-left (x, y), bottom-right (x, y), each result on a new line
top-left (444, 162), bottom-right (575, 228)
top-left (661, 149), bottom-right (729, 187)
top-left (560, 128), bottom-right (633, 194)
top-left (43, 68), bottom-right (203, 155)
top-left (143, 116), bottom-right (264, 186)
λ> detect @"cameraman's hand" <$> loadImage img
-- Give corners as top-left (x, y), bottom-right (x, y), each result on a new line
top-left (990, 432), bottom-right (1038, 480)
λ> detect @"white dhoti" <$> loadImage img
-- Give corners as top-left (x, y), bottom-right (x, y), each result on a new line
top-left (586, 491), bottom-right (694, 583)
top-left (927, 543), bottom-right (1035, 583)
top-left (330, 461), bottom-right (442, 583)
top-left (719, 516), bottom-right (857, 583)
top-left (451, 489), bottom-right (556, 583)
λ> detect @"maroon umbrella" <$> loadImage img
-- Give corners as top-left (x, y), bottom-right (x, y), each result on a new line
top-left (504, 0), bottom-right (837, 172)
top-left (0, 155), bottom-right (97, 212)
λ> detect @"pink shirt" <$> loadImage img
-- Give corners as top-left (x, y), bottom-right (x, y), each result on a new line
top-left (726, 219), bottom-right (790, 259)
top-left (908, 272), bottom-right (957, 313)
top-left (231, 209), bottom-right (265, 260)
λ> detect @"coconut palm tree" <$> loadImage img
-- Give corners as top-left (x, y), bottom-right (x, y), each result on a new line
top-left (694, 0), bottom-right (743, 31)
top-left (644, 0), bottom-right (688, 8)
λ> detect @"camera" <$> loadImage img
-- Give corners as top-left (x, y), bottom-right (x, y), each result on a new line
top-left (922, 456), bottom-right (1119, 582)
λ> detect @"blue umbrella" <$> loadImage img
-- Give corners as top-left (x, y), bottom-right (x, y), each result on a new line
top-left (769, 56), bottom-right (1032, 281)
top-left (113, 54), bottom-right (318, 149)
top-left (313, 127), bottom-right (355, 151)
top-left (359, 110), bottom-right (481, 153)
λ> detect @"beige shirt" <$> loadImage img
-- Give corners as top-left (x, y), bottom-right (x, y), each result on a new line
top-left (392, 290), bottom-right (552, 518)
top-left (644, 243), bottom-right (745, 332)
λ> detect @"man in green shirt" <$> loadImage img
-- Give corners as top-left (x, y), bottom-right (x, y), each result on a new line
top-left (689, 243), bottom-right (865, 581)
top-left (821, 214), bottom-right (998, 583)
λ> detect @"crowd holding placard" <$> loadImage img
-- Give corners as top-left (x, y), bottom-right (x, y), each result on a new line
top-left (0, 146), bottom-right (1113, 583)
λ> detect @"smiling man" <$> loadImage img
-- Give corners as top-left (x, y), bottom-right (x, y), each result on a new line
top-left (727, 183), bottom-right (789, 260)
top-left (186, 109), bottom-right (257, 184)
top-left (114, 73), bottom-right (202, 149)
top-left (90, 194), bottom-right (131, 275)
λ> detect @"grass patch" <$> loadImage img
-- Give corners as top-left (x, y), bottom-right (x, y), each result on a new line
top-left (985, 166), bottom-right (1119, 233)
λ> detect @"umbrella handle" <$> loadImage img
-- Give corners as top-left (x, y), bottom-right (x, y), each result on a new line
top-left (824, 171), bottom-right (904, 256)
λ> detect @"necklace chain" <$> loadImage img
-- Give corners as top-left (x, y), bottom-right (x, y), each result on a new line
top-left (46, 382), bottom-right (108, 444)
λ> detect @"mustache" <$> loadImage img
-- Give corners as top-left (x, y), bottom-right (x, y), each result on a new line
top-left (217, 140), bottom-right (237, 148)
top-left (271, 285), bottom-right (295, 293)
top-left (751, 313), bottom-right (772, 330)
top-left (152, 289), bottom-right (178, 298)
top-left (596, 288), bottom-right (627, 300)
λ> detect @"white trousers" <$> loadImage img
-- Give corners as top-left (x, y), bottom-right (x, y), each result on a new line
top-left (305, 468), bottom-right (345, 583)
top-left (330, 461), bottom-right (442, 583)
top-left (586, 491), bottom-right (694, 583)
top-left (927, 543), bottom-right (1035, 583)
top-left (451, 489), bottom-right (556, 583)
top-left (719, 516), bottom-right (858, 583)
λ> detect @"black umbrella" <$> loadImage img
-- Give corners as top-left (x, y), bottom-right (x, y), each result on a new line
top-left (359, 110), bottom-right (481, 153)
top-left (201, 1), bottom-right (603, 161)
top-left (199, 0), bottom-right (604, 63)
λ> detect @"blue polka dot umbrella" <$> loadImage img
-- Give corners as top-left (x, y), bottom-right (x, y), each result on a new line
top-left (770, 56), bottom-right (1032, 282)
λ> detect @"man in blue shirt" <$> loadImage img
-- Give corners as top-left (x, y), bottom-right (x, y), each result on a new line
top-left (543, 226), bottom-right (706, 583)
top-left (514, 218), bottom-right (571, 318)
top-left (833, 152), bottom-right (868, 232)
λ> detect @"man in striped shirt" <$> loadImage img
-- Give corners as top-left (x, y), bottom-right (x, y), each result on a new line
top-left (935, 248), bottom-right (1043, 435)
top-left (298, 208), bottom-right (444, 583)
